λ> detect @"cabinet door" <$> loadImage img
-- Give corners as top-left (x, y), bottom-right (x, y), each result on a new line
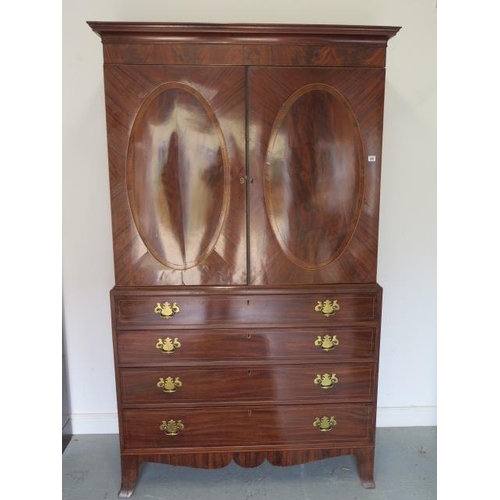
top-left (248, 67), bottom-right (386, 285)
top-left (104, 66), bottom-right (247, 285)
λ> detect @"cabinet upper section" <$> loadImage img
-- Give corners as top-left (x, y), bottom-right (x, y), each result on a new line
top-left (90, 23), bottom-right (399, 286)
top-left (87, 22), bottom-right (400, 67)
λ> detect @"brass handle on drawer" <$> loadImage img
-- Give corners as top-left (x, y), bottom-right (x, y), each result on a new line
top-left (314, 334), bottom-right (339, 351)
top-left (154, 301), bottom-right (180, 318)
top-left (314, 373), bottom-right (339, 389)
top-left (314, 299), bottom-right (340, 317)
top-left (313, 415), bottom-right (337, 432)
top-left (156, 337), bottom-right (181, 354)
top-left (157, 377), bottom-right (183, 393)
top-left (159, 419), bottom-right (184, 436)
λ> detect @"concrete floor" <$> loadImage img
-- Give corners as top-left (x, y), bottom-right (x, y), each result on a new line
top-left (62, 427), bottom-right (436, 500)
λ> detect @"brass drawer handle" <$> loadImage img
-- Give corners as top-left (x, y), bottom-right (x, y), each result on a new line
top-left (313, 415), bottom-right (337, 432)
top-left (314, 373), bottom-right (339, 389)
top-left (314, 299), bottom-right (340, 317)
top-left (154, 301), bottom-right (180, 318)
top-left (156, 337), bottom-right (181, 354)
top-left (157, 377), bottom-right (183, 393)
top-left (314, 334), bottom-right (339, 351)
top-left (159, 419), bottom-right (184, 436)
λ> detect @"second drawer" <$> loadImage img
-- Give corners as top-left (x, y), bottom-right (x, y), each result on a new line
top-left (117, 326), bottom-right (377, 364)
top-left (119, 363), bottom-right (375, 405)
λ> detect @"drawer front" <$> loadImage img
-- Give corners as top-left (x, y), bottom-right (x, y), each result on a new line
top-left (116, 327), bottom-right (377, 365)
top-left (114, 292), bottom-right (379, 329)
top-left (122, 404), bottom-right (373, 450)
top-left (119, 364), bottom-right (375, 405)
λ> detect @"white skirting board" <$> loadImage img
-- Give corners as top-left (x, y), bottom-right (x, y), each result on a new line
top-left (376, 406), bottom-right (437, 427)
top-left (70, 413), bottom-right (119, 434)
top-left (69, 406), bottom-right (437, 435)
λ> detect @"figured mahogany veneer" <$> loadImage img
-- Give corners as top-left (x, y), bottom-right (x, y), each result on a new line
top-left (89, 21), bottom-right (399, 497)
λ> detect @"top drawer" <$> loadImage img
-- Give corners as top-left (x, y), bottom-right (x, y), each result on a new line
top-left (113, 285), bottom-right (381, 329)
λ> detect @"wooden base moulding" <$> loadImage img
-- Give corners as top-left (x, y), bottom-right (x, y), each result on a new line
top-left (118, 448), bottom-right (375, 498)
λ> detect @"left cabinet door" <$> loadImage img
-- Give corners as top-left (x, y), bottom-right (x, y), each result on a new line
top-left (104, 66), bottom-right (247, 286)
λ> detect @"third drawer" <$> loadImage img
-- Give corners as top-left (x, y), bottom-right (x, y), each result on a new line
top-left (119, 363), bottom-right (376, 405)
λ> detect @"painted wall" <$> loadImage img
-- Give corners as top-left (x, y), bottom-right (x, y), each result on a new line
top-left (62, 0), bottom-right (436, 432)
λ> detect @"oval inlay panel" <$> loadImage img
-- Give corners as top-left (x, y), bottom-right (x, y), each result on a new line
top-left (264, 84), bottom-right (364, 269)
top-left (127, 82), bottom-right (230, 270)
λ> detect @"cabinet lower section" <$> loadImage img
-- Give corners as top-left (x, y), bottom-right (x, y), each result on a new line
top-left (111, 284), bottom-right (382, 497)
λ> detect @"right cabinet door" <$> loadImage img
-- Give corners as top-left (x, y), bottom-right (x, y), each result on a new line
top-left (248, 67), bottom-right (387, 285)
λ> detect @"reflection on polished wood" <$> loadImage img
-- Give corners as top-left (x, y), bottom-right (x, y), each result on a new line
top-left (103, 65), bottom-right (247, 286)
top-left (249, 66), bottom-right (385, 284)
top-left (264, 84), bottom-right (364, 269)
top-left (127, 82), bottom-right (229, 271)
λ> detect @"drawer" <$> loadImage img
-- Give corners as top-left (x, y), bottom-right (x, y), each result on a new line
top-left (119, 364), bottom-right (375, 405)
top-left (113, 287), bottom-right (381, 329)
top-left (116, 326), bottom-right (378, 365)
top-left (122, 404), bottom-right (374, 450)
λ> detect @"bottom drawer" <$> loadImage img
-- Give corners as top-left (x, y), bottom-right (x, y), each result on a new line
top-left (122, 404), bottom-right (374, 450)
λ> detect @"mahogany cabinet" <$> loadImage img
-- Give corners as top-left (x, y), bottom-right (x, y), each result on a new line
top-left (88, 22), bottom-right (399, 497)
